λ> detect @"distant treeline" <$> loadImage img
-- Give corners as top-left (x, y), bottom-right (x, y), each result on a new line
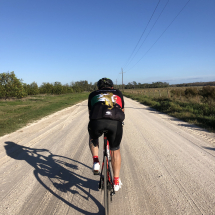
top-left (124, 81), bottom-right (169, 89)
top-left (0, 71), bottom-right (98, 99)
top-left (123, 81), bottom-right (215, 89)
top-left (172, 81), bottom-right (215, 87)
top-left (1, 71), bottom-right (215, 99)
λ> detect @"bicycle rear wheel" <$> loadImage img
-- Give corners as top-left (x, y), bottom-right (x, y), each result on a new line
top-left (104, 156), bottom-right (109, 215)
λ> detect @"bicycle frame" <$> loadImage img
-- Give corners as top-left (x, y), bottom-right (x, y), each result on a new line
top-left (99, 133), bottom-right (115, 204)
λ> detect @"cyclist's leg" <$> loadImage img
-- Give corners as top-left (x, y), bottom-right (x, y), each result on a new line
top-left (88, 120), bottom-right (105, 174)
top-left (88, 120), bottom-right (103, 157)
top-left (107, 121), bottom-right (123, 191)
top-left (89, 137), bottom-right (99, 157)
top-left (110, 149), bottom-right (121, 178)
top-left (89, 137), bottom-right (100, 174)
top-left (105, 120), bottom-right (123, 181)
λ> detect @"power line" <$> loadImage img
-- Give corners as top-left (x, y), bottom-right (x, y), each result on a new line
top-left (125, 0), bottom-right (191, 72)
top-left (126, 0), bottom-right (170, 68)
top-left (123, 0), bottom-right (161, 69)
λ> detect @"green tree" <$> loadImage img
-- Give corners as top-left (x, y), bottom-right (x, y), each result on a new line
top-left (39, 82), bottom-right (54, 94)
top-left (24, 82), bottom-right (39, 95)
top-left (53, 82), bottom-right (63, 94)
top-left (132, 81), bottom-right (137, 88)
top-left (0, 71), bottom-right (27, 99)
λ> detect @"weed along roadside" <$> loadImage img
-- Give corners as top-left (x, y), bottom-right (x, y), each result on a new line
top-left (0, 93), bottom-right (89, 137)
top-left (123, 86), bottom-right (215, 133)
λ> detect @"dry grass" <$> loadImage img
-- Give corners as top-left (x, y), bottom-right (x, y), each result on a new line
top-left (124, 86), bottom-right (203, 103)
top-left (123, 87), bottom-right (215, 132)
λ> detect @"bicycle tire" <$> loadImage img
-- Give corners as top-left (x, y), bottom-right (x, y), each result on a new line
top-left (104, 156), bottom-right (109, 215)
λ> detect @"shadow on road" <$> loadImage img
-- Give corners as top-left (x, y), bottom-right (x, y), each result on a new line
top-left (4, 141), bottom-right (104, 214)
top-left (202, 146), bottom-right (215, 151)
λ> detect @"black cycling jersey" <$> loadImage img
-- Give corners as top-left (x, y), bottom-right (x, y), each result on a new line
top-left (88, 88), bottom-right (125, 122)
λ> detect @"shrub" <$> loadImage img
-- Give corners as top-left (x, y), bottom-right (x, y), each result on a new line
top-left (184, 87), bottom-right (198, 98)
top-left (169, 102), bottom-right (182, 112)
top-left (199, 86), bottom-right (215, 105)
top-left (171, 89), bottom-right (185, 97)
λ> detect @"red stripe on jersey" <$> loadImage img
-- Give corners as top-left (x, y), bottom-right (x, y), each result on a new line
top-left (114, 95), bottom-right (122, 108)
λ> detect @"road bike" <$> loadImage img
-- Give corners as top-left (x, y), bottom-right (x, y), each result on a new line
top-left (99, 131), bottom-right (115, 215)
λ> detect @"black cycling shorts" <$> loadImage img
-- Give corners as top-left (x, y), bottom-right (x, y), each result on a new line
top-left (88, 119), bottom-right (123, 151)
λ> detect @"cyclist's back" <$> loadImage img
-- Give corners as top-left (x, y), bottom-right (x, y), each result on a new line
top-left (88, 87), bottom-right (125, 122)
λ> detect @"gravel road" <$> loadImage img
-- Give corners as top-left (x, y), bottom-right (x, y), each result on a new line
top-left (1, 97), bottom-right (215, 215)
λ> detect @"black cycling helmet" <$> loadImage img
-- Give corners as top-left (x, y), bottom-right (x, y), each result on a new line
top-left (97, 78), bottom-right (114, 89)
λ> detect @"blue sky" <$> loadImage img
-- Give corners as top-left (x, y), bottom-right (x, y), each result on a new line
top-left (1, 0), bottom-right (215, 86)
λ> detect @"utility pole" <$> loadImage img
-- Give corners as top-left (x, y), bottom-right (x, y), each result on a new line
top-left (120, 68), bottom-right (125, 91)
top-left (116, 79), bottom-right (117, 89)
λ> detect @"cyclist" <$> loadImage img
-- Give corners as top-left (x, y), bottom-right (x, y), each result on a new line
top-left (88, 78), bottom-right (125, 191)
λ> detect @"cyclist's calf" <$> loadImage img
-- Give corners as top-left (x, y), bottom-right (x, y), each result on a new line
top-left (110, 149), bottom-right (121, 178)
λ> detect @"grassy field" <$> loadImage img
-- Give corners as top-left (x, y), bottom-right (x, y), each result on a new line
top-left (124, 87), bottom-right (215, 132)
top-left (0, 92), bottom-right (89, 137)
top-left (124, 87), bottom-right (202, 101)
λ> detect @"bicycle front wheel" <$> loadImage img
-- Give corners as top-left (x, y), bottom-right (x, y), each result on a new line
top-left (104, 156), bottom-right (109, 215)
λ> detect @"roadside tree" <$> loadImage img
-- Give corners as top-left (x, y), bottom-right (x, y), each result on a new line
top-left (0, 71), bottom-right (27, 99)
